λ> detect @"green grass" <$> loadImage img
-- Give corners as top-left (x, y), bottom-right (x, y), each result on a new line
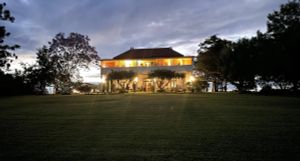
top-left (0, 94), bottom-right (300, 161)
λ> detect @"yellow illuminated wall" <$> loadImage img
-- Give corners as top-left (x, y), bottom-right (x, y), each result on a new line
top-left (101, 57), bottom-right (193, 68)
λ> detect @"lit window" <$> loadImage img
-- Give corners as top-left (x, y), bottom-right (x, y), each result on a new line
top-left (125, 60), bottom-right (131, 67)
top-left (179, 59), bottom-right (183, 65)
top-left (137, 60), bottom-right (142, 66)
top-left (189, 76), bottom-right (195, 82)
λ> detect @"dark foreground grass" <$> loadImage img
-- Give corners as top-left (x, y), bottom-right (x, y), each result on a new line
top-left (0, 94), bottom-right (300, 161)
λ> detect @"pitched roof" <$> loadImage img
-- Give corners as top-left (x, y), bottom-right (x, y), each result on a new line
top-left (113, 48), bottom-right (184, 59)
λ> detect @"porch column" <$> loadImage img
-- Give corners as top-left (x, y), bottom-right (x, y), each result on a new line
top-left (108, 80), bottom-right (112, 93)
top-left (153, 79), bottom-right (156, 92)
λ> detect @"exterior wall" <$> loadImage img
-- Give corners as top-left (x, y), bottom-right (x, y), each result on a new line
top-left (101, 72), bottom-right (192, 93)
top-left (126, 72), bottom-right (192, 92)
top-left (100, 57), bottom-right (194, 92)
top-left (101, 57), bottom-right (193, 68)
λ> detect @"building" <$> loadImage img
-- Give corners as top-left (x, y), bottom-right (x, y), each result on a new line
top-left (100, 47), bottom-right (194, 92)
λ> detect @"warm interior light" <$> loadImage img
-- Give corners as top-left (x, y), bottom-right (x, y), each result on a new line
top-left (124, 60), bottom-right (131, 67)
top-left (168, 59), bottom-right (171, 66)
top-left (137, 60), bottom-right (143, 66)
top-left (101, 57), bottom-right (193, 68)
top-left (179, 59), bottom-right (183, 65)
top-left (189, 76), bottom-right (195, 82)
top-left (100, 75), bottom-right (106, 83)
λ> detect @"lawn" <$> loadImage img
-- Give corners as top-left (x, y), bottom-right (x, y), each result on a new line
top-left (0, 94), bottom-right (300, 161)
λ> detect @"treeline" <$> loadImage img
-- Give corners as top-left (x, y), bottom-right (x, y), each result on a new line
top-left (0, 32), bottom-right (99, 96)
top-left (195, 0), bottom-right (300, 93)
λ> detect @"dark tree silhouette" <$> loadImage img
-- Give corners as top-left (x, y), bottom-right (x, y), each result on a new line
top-left (0, 2), bottom-right (24, 96)
top-left (21, 46), bottom-right (56, 94)
top-left (0, 2), bottom-right (19, 70)
top-left (196, 1), bottom-right (300, 93)
top-left (46, 32), bottom-right (100, 94)
top-left (23, 33), bottom-right (100, 95)
top-left (266, 0), bottom-right (300, 91)
top-left (252, 31), bottom-right (289, 90)
top-left (226, 38), bottom-right (256, 91)
top-left (196, 35), bottom-right (232, 92)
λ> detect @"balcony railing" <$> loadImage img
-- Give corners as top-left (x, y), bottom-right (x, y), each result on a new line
top-left (101, 65), bottom-right (194, 75)
top-left (100, 57), bottom-right (193, 68)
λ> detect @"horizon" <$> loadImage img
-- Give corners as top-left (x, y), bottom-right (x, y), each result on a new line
top-left (5, 0), bottom-right (287, 82)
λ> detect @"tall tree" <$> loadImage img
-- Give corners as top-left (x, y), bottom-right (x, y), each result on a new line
top-left (253, 31), bottom-right (290, 90)
top-left (196, 35), bottom-right (232, 92)
top-left (226, 38), bottom-right (256, 91)
top-left (47, 32), bottom-right (100, 94)
top-left (0, 2), bottom-right (23, 96)
top-left (266, 0), bottom-right (300, 91)
top-left (22, 46), bottom-right (56, 94)
top-left (0, 2), bottom-right (19, 70)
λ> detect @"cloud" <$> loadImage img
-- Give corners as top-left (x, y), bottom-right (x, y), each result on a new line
top-left (9, 49), bottom-right (37, 71)
top-left (4, 0), bottom-right (286, 82)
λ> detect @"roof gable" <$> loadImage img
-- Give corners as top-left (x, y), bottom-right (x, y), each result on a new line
top-left (113, 48), bottom-right (184, 59)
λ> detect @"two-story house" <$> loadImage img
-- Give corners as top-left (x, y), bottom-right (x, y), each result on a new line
top-left (100, 47), bottom-right (194, 92)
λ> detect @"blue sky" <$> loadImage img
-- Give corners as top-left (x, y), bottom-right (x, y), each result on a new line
top-left (4, 0), bottom-right (287, 82)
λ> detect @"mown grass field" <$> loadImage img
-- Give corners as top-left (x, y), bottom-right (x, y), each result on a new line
top-left (0, 94), bottom-right (299, 161)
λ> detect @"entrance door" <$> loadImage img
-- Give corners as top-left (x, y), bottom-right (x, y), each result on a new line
top-left (143, 80), bottom-right (153, 92)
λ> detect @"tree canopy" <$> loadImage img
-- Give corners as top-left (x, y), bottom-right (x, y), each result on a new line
top-left (266, 0), bottom-right (300, 90)
top-left (226, 38), bottom-right (256, 91)
top-left (196, 1), bottom-right (300, 93)
top-left (0, 2), bottom-right (19, 70)
top-left (46, 32), bottom-right (99, 94)
top-left (24, 33), bottom-right (100, 94)
top-left (196, 35), bottom-right (232, 92)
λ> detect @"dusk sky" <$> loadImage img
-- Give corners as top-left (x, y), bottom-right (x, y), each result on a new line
top-left (4, 0), bottom-right (286, 82)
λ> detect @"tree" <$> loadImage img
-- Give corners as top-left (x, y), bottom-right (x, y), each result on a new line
top-left (148, 69), bottom-right (185, 92)
top-left (0, 69), bottom-right (34, 96)
top-left (266, 0), bottom-right (300, 91)
top-left (0, 2), bottom-right (19, 70)
top-left (196, 35), bottom-right (258, 92)
top-left (226, 38), bottom-right (257, 92)
top-left (267, 0), bottom-right (300, 37)
top-left (192, 78), bottom-right (209, 93)
top-left (18, 33), bottom-right (99, 95)
top-left (107, 70), bottom-right (136, 92)
top-left (21, 46), bottom-right (56, 94)
top-left (0, 2), bottom-right (24, 96)
top-left (251, 31), bottom-right (289, 90)
top-left (194, 1), bottom-right (300, 93)
top-left (196, 35), bottom-right (232, 92)
top-left (46, 32), bottom-right (99, 94)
